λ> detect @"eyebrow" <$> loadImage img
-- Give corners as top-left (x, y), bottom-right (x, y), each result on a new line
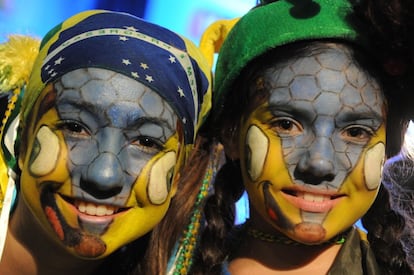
top-left (130, 116), bottom-right (175, 132)
top-left (335, 110), bottom-right (384, 128)
top-left (267, 102), bottom-right (316, 122)
top-left (267, 101), bottom-right (384, 128)
top-left (59, 99), bottom-right (176, 131)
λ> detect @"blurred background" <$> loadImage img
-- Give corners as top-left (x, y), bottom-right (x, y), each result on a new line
top-left (0, 0), bottom-right (256, 44)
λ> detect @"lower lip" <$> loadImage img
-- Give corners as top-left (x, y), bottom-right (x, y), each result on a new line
top-left (281, 192), bottom-right (342, 213)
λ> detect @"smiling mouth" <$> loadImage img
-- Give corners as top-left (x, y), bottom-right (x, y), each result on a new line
top-left (60, 195), bottom-right (130, 218)
top-left (58, 194), bottom-right (132, 237)
top-left (281, 189), bottom-right (345, 213)
top-left (76, 201), bottom-right (119, 216)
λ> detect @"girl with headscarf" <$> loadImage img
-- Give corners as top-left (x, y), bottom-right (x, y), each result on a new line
top-left (0, 10), bottom-right (212, 274)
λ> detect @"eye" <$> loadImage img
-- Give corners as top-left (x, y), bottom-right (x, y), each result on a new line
top-left (57, 121), bottom-right (90, 137)
top-left (133, 136), bottom-right (163, 154)
top-left (342, 126), bottom-right (374, 143)
top-left (270, 117), bottom-right (302, 136)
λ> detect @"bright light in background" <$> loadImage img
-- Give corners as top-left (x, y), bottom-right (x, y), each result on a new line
top-left (0, 0), bottom-right (256, 44)
top-left (145, 0), bottom-right (256, 44)
top-left (0, 0), bottom-right (96, 41)
top-left (403, 121), bottom-right (414, 158)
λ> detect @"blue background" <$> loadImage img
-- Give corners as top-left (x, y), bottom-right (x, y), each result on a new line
top-left (0, 0), bottom-right (256, 44)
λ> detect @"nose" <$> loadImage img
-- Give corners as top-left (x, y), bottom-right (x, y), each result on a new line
top-left (294, 136), bottom-right (336, 185)
top-left (81, 152), bottom-right (124, 199)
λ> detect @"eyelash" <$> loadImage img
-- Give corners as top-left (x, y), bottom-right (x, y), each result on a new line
top-left (269, 117), bottom-right (302, 136)
top-left (268, 117), bottom-right (375, 144)
top-left (132, 136), bottom-right (163, 154)
top-left (56, 121), bottom-right (164, 154)
top-left (56, 120), bottom-right (90, 137)
top-left (341, 125), bottom-right (374, 143)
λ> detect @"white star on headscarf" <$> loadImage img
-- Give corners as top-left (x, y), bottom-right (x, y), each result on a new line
top-left (145, 75), bottom-right (154, 82)
top-left (122, 59), bottom-right (132, 65)
top-left (169, 55), bottom-right (176, 63)
top-left (54, 56), bottom-right (65, 65)
top-left (177, 87), bottom-right (185, 97)
top-left (125, 26), bottom-right (138, 32)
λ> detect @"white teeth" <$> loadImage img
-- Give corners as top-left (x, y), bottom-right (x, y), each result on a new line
top-left (78, 203), bottom-right (86, 213)
top-left (302, 193), bottom-right (329, 202)
top-left (85, 204), bottom-right (96, 215)
top-left (77, 201), bottom-right (116, 216)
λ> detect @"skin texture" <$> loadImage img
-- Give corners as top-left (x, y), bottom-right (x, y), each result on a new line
top-left (239, 44), bottom-right (386, 245)
top-left (18, 68), bottom-right (184, 259)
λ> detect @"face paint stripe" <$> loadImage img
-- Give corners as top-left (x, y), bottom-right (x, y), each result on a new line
top-left (148, 151), bottom-right (176, 204)
top-left (246, 125), bottom-right (269, 181)
top-left (45, 206), bottom-right (65, 241)
top-left (29, 126), bottom-right (60, 176)
top-left (364, 142), bottom-right (385, 190)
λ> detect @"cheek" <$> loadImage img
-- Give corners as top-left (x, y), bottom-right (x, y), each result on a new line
top-left (245, 125), bottom-right (269, 181)
top-left (363, 143), bottom-right (385, 190)
top-left (147, 151), bottom-right (176, 204)
top-left (29, 126), bottom-right (61, 176)
top-left (322, 141), bottom-right (385, 240)
top-left (242, 122), bottom-right (288, 188)
top-left (20, 126), bottom-right (70, 220)
top-left (108, 150), bottom-right (179, 244)
top-left (131, 134), bottom-right (181, 207)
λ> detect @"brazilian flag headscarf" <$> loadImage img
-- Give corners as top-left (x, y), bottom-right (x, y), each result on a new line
top-left (25, 9), bottom-right (211, 146)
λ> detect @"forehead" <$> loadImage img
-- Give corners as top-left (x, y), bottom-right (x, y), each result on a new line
top-left (34, 68), bottom-right (179, 130)
top-left (59, 68), bottom-right (177, 126)
top-left (264, 44), bottom-right (385, 117)
top-left (55, 68), bottom-right (164, 107)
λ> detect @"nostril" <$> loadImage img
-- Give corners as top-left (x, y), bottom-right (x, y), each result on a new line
top-left (82, 152), bottom-right (124, 199)
top-left (80, 181), bottom-right (123, 199)
top-left (296, 156), bottom-right (336, 185)
top-left (294, 168), bottom-right (335, 185)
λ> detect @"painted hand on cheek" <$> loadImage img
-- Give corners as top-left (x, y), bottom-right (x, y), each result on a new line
top-left (25, 68), bottom-right (180, 257)
top-left (241, 44), bottom-right (386, 244)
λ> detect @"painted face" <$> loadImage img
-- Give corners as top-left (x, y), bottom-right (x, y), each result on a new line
top-left (240, 45), bottom-right (386, 244)
top-left (19, 68), bottom-right (183, 258)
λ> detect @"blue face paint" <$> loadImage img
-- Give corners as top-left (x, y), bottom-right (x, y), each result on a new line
top-left (55, 68), bottom-right (178, 205)
top-left (241, 44), bottom-right (386, 244)
top-left (266, 45), bottom-right (384, 190)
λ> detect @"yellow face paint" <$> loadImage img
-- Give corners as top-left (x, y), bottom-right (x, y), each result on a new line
top-left (238, 45), bottom-right (387, 244)
top-left (240, 108), bottom-right (386, 244)
top-left (19, 70), bottom-right (186, 258)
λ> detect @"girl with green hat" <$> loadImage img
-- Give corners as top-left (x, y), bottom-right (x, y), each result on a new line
top-left (193, 0), bottom-right (412, 273)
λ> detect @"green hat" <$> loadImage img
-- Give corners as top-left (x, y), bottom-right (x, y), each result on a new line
top-left (214, 0), bottom-right (364, 114)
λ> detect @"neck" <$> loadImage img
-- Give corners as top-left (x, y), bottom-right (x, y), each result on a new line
top-left (228, 211), bottom-right (342, 274)
top-left (0, 195), bottom-right (103, 275)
